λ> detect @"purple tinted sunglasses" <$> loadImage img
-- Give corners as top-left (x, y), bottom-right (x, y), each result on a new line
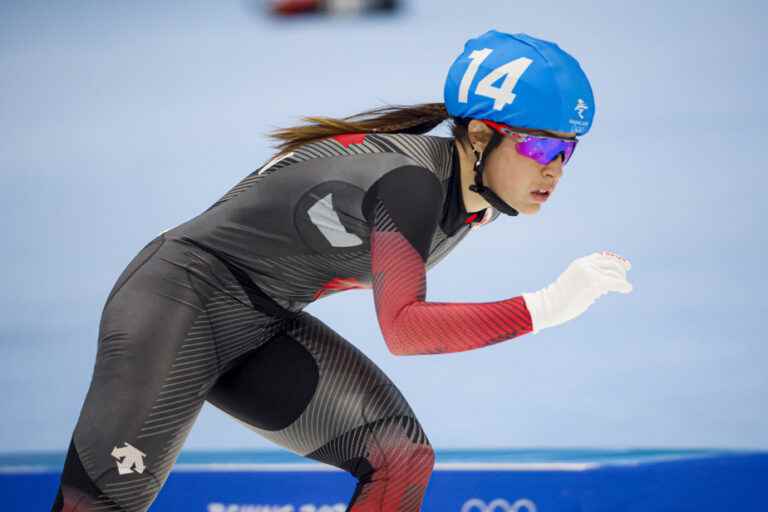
top-left (483, 120), bottom-right (579, 165)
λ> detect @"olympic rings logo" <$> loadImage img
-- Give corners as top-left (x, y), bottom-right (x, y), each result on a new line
top-left (461, 498), bottom-right (538, 512)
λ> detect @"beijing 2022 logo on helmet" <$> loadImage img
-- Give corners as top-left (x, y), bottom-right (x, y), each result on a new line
top-left (461, 498), bottom-right (538, 512)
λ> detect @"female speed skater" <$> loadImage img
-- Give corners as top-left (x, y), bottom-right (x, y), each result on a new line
top-left (53, 29), bottom-right (633, 511)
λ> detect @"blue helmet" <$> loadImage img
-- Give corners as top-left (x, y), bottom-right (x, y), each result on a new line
top-left (444, 30), bottom-right (595, 135)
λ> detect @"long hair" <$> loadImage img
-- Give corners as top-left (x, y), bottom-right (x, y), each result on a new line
top-left (267, 102), bottom-right (469, 155)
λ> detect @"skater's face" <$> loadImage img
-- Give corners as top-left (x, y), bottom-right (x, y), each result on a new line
top-left (462, 120), bottom-right (576, 215)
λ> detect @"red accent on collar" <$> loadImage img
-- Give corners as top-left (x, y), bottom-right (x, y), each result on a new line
top-left (333, 133), bottom-right (367, 148)
top-left (465, 213), bottom-right (479, 224)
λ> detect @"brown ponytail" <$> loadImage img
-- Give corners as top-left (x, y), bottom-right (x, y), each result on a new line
top-left (267, 102), bottom-right (469, 154)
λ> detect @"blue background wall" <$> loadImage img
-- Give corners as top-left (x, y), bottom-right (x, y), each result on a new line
top-left (1, 0), bottom-right (766, 453)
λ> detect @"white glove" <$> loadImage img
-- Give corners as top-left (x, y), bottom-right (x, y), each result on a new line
top-left (522, 251), bottom-right (633, 334)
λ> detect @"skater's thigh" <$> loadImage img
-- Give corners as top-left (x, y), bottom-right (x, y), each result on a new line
top-left (206, 310), bottom-right (426, 457)
top-left (69, 238), bottom-right (280, 510)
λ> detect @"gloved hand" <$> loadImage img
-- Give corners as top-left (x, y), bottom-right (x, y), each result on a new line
top-left (522, 251), bottom-right (633, 334)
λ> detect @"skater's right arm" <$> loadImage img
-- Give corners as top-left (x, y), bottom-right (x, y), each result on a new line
top-left (364, 165), bottom-right (534, 356)
top-left (364, 167), bottom-right (635, 356)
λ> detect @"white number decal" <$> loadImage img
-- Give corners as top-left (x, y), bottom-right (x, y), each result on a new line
top-left (458, 48), bottom-right (533, 111)
top-left (458, 49), bottom-right (492, 103)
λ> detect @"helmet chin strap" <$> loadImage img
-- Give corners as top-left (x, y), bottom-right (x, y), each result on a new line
top-left (468, 131), bottom-right (520, 217)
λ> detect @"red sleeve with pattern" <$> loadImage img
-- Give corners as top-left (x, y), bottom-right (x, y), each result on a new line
top-left (365, 165), bottom-right (533, 356)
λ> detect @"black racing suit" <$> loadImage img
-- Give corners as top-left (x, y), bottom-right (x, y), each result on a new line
top-left (53, 132), bottom-right (533, 512)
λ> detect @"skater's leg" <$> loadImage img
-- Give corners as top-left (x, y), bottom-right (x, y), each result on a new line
top-left (52, 237), bottom-right (286, 511)
top-left (207, 311), bottom-right (435, 512)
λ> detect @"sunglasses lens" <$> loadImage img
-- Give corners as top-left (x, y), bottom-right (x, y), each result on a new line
top-left (561, 140), bottom-right (577, 164)
top-left (516, 137), bottom-right (577, 165)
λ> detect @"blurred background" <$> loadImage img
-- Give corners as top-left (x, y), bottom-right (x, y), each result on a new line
top-left (2, 0), bottom-right (766, 461)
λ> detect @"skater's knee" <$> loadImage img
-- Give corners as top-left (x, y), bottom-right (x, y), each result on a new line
top-left (355, 442), bottom-right (434, 482)
top-left (337, 417), bottom-right (435, 479)
top-left (370, 417), bottom-right (435, 476)
top-left (399, 441), bottom-right (435, 481)
top-left (344, 432), bottom-right (434, 511)
top-left (413, 443), bottom-right (435, 472)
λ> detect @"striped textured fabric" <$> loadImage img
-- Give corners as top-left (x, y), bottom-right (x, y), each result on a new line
top-left (370, 200), bottom-right (533, 355)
